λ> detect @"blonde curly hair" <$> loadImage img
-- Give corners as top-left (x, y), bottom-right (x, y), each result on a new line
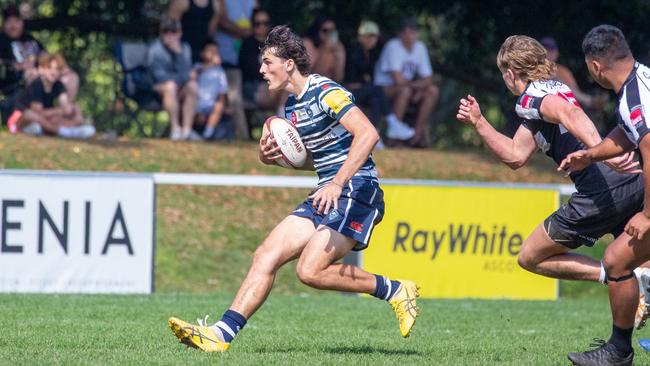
top-left (497, 35), bottom-right (556, 82)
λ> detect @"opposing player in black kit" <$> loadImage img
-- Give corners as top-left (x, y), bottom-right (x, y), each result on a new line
top-left (457, 35), bottom-right (650, 337)
top-left (560, 25), bottom-right (650, 366)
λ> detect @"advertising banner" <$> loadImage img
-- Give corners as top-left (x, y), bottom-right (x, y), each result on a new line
top-left (363, 185), bottom-right (559, 300)
top-left (0, 171), bottom-right (155, 293)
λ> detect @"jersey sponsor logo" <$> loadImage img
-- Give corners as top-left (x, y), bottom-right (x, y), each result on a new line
top-left (320, 83), bottom-right (332, 90)
top-left (323, 89), bottom-right (353, 114)
top-left (630, 105), bottom-right (645, 127)
top-left (291, 111), bottom-right (297, 125)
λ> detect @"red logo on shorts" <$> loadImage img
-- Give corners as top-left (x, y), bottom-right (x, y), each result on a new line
top-left (631, 106), bottom-right (645, 127)
top-left (291, 112), bottom-right (297, 125)
top-left (349, 221), bottom-right (364, 233)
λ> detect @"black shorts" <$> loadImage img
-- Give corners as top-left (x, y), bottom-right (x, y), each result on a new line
top-left (545, 175), bottom-right (644, 249)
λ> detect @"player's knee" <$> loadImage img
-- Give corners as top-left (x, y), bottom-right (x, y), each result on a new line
top-left (517, 252), bottom-right (538, 272)
top-left (251, 246), bottom-right (282, 274)
top-left (602, 252), bottom-right (629, 276)
top-left (295, 263), bottom-right (321, 288)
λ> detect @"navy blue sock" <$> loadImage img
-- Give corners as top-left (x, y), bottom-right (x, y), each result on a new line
top-left (214, 310), bottom-right (247, 342)
top-left (372, 274), bottom-right (401, 301)
top-left (608, 324), bottom-right (633, 356)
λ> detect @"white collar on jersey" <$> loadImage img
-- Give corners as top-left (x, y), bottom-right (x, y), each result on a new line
top-left (296, 74), bottom-right (314, 100)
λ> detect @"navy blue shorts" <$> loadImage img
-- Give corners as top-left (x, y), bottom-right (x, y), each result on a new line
top-left (291, 178), bottom-right (385, 251)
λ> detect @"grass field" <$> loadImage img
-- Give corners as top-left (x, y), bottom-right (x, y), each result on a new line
top-left (0, 133), bottom-right (634, 364)
top-left (2, 293), bottom-right (645, 365)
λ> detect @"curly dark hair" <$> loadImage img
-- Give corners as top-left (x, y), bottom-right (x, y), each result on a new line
top-left (582, 25), bottom-right (632, 63)
top-left (261, 25), bottom-right (310, 76)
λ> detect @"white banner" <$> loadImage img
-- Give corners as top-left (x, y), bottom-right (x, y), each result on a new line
top-left (0, 171), bottom-right (155, 293)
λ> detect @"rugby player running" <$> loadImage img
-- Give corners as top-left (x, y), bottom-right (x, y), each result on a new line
top-left (456, 35), bottom-right (650, 337)
top-left (168, 25), bottom-right (419, 352)
top-left (560, 25), bottom-right (650, 366)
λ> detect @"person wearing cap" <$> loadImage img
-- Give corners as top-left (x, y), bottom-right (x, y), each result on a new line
top-left (374, 17), bottom-right (439, 148)
top-left (147, 16), bottom-right (198, 140)
top-left (540, 36), bottom-right (605, 111)
top-left (344, 20), bottom-right (415, 148)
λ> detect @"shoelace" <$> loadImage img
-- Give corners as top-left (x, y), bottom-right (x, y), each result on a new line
top-left (392, 291), bottom-right (419, 319)
top-left (588, 338), bottom-right (607, 350)
top-left (197, 315), bottom-right (214, 327)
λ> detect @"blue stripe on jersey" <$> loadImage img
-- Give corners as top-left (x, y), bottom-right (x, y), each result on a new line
top-left (285, 74), bottom-right (377, 186)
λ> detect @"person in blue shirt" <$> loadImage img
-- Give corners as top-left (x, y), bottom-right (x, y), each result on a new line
top-left (193, 40), bottom-right (231, 140)
top-left (168, 25), bottom-right (420, 352)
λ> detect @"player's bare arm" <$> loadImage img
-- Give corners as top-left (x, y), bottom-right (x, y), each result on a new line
top-left (541, 95), bottom-right (639, 173)
top-left (559, 127), bottom-right (638, 173)
top-left (457, 94), bottom-right (536, 169)
top-left (309, 106), bottom-right (379, 215)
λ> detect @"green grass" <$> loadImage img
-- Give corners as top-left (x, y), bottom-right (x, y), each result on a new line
top-left (2, 292), bottom-right (646, 365)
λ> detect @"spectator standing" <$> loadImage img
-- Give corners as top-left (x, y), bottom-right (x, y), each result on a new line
top-left (239, 9), bottom-right (285, 114)
top-left (344, 20), bottom-right (415, 146)
top-left (304, 16), bottom-right (346, 82)
top-left (167, 0), bottom-right (221, 63)
top-left (147, 16), bottom-right (198, 140)
top-left (8, 53), bottom-right (94, 138)
top-left (374, 18), bottom-right (439, 148)
top-left (214, 0), bottom-right (258, 140)
top-left (194, 40), bottom-right (231, 140)
top-left (540, 36), bottom-right (606, 110)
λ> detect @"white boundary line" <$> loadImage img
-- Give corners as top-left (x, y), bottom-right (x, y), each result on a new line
top-left (0, 170), bottom-right (577, 195)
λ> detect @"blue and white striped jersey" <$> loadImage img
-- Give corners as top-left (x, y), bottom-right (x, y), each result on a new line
top-left (616, 62), bottom-right (650, 147)
top-left (284, 74), bottom-right (377, 186)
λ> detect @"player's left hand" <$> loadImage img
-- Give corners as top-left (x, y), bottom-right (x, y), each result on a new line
top-left (604, 151), bottom-right (642, 174)
top-left (625, 212), bottom-right (650, 240)
top-left (309, 181), bottom-right (343, 215)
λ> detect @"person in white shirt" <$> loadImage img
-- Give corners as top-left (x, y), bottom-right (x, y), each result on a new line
top-left (374, 18), bottom-right (439, 147)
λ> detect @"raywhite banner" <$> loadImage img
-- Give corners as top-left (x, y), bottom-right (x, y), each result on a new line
top-left (0, 171), bottom-right (155, 293)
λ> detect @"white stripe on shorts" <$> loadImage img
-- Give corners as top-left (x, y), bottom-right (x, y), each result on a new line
top-left (337, 180), bottom-right (355, 232)
top-left (363, 208), bottom-right (380, 245)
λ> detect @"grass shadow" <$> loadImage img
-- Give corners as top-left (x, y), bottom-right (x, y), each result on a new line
top-left (323, 345), bottom-right (423, 356)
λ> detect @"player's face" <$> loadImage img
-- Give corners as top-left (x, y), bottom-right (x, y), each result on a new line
top-left (500, 68), bottom-right (518, 95)
top-left (585, 56), bottom-right (611, 89)
top-left (260, 49), bottom-right (290, 91)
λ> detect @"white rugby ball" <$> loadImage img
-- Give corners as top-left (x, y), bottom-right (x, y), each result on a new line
top-left (263, 116), bottom-right (307, 168)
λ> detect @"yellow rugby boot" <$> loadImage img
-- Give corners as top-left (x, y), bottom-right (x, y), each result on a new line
top-left (168, 316), bottom-right (230, 352)
top-left (389, 280), bottom-right (420, 338)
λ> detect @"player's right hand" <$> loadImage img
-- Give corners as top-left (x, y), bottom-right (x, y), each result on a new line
top-left (558, 149), bottom-right (593, 175)
top-left (456, 94), bottom-right (483, 127)
top-left (259, 130), bottom-right (282, 165)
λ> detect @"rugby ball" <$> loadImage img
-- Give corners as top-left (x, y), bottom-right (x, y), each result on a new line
top-left (263, 116), bottom-right (307, 168)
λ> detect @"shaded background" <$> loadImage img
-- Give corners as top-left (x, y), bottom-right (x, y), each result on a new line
top-left (4, 0), bottom-right (650, 145)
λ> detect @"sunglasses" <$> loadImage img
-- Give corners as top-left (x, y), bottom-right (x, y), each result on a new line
top-left (254, 20), bottom-right (270, 27)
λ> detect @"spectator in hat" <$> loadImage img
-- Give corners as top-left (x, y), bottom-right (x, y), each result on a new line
top-left (540, 36), bottom-right (605, 110)
top-left (147, 16), bottom-right (198, 140)
top-left (344, 20), bottom-right (415, 148)
top-left (374, 17), bottom-right (439, 148)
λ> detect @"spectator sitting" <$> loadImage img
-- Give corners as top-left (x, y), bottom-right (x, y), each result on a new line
top-left (166, 0), bottom-right (221, 64)
top-left (214, 0), bottom-right (259, 140)
top-left (540, 36), bottom-right (606, 110)
top-left (238, 8), bottom-right (285, 114)
top-left (0, 5), bottom-right (80, 100)
top-left (8, 53), bottom-right (94, 138)
top-left (374, 17), bottom-right (439, 148)
top-left (147, 16), bottom-right (198, 140)
top-left (304, 16), bottom-right (346, 82)
top-left (344, 20), bottom-right (415, 147)
top-left (193, 40), bottom-right (231, 140)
